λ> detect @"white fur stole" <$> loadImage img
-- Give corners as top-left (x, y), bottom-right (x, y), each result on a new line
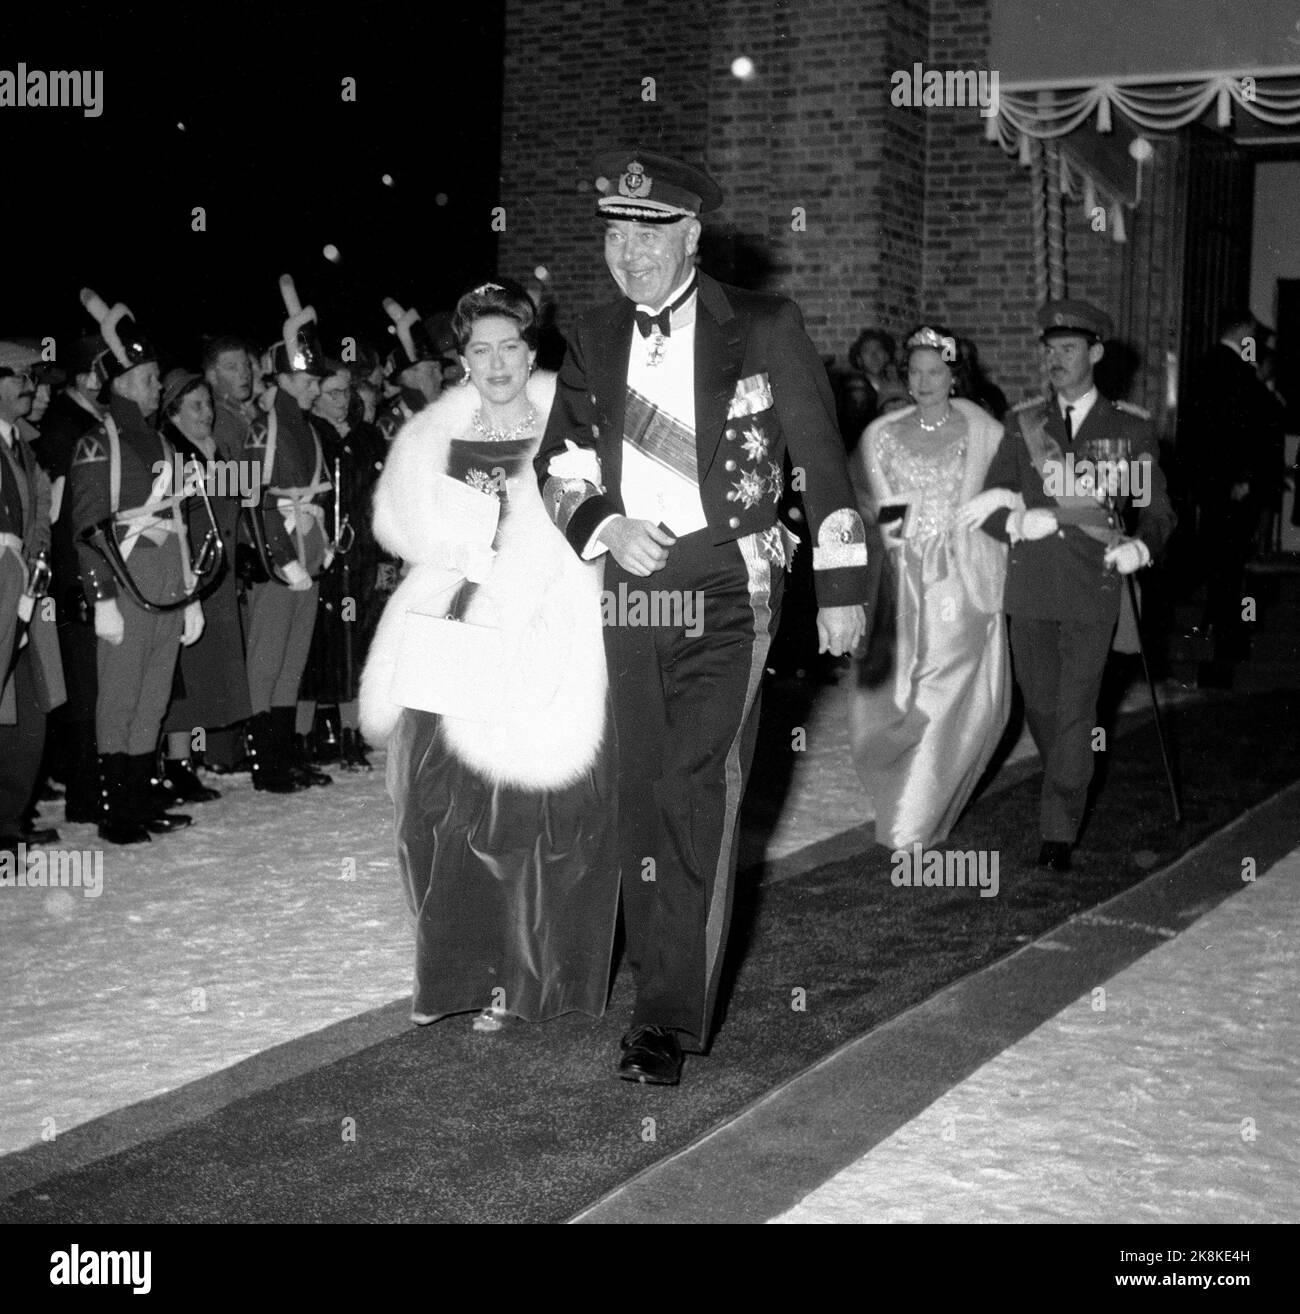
top-left (359, 372), bottom-right (608, 791)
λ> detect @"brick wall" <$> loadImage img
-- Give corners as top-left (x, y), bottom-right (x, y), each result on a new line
top-left (499, 0), bottom-right (1183, 412)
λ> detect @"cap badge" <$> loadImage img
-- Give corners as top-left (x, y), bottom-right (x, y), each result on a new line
top-left (619, 161), bottom-right (652, 199)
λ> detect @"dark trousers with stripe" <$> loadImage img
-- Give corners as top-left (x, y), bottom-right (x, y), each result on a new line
top-left (1009, 613), bottom-right (1115, 843)
top-left (604, 528), bottom-right (783, 1052)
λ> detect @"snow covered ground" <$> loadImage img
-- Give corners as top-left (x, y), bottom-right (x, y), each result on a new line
top-left (0, 672), bottom-right (1174, 1159)
top-left (772, 851), bottom-right (1300, 1224)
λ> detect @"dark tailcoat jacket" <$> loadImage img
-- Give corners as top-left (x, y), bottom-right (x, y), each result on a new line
top-left (534, 272), bottom-right (872, 607)
top-left (981, 393), bottom-right (1175, 624)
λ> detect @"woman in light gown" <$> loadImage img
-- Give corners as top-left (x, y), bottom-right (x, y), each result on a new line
top-left (849, 325), bottom-right (1055, 850)
top-left (360, 280), bottom-right (616, 1031)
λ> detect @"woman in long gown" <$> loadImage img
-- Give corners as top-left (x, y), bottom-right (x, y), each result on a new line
top-left (848, 326), bottom-right (1053, 851)
top-left (360, 280), bottom-right (616, 1030)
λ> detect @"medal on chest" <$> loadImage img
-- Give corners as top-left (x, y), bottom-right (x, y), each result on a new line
top-left (645, 329), bottom-right (668, 368)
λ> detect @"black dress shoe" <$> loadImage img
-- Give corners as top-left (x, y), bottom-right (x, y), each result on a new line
top-left (1036, 840), bottom-right (1072, 872)
top-left (616, 1024), bottom-right (684, 1086)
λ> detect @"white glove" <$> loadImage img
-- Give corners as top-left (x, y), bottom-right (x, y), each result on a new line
top-left (17, 593), bottom-right (34, 623)
top-left (1104, 538), bottom-right (1150, 575)
top-left (180, 601), bottom-right (205, 647)
top-left (546, 439), bottom-right (602, 487)
top-left (94, 598), bottom-right (125, 645)
top-left (461, 543), bottom-right (496, 583)
top-left (282, 560), bottom-right (312, 592)
top-left (952, 487), bottom-right (1021, 531)
top-left (1008, 508), bottom-right (1059, 542)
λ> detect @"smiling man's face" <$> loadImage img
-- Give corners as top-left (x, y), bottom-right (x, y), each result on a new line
top-left (604, 217), bottom-right (700, 310)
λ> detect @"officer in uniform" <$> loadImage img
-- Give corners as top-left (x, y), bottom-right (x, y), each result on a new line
top-left (377, 298), bottom-right (441, 439)
top-left (0, 343), bottom-right (66, 855)
top-left (241, 277), bottom-right (333, 791)
top-left (973, 300), bottom-right (1175, 871)
top-left (536, 149), bottom-right (870, 1085)
top-left (70, 292), bottom-right (204, 844)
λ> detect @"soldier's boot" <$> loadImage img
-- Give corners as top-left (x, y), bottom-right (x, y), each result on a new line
top-left (96, 752), bottom-right (151, 845)
top-left (130, 755), bottom-right (193, 833)
top-left (340, 728), bottom-right (372, 772)
top-left (65, 721), bottom-right (101, 823)
top-left (154, 753), bottom-right (221, 805)
top-left (274, 706), bottom-right (332, 787)
top-left (310, 704), bottom-right (342, 763)
top-left (247, 711), bottom-right (302, 793)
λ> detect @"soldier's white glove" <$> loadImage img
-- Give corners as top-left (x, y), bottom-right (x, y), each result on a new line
top-left (282, 560), bottom-right (312, 592)
top-left (1008, 508), bottom-right (1059, 542)
top-left (94, 598), bottom-right (125, 646)
top-left (17, 593), bottom-right (34, 623)
top-left (547, 439), bottom-right (602, 488)
top-left (180, 602), bottom-right (205, 647)
top-left (1104, 538), bottom-right (1150, 575)
top-left (952, 487), bottom-right (1021, 530)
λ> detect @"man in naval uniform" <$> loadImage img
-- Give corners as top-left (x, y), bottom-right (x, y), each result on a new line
top-left (536, 149), bottom-right (870, 1086)
top-left (972, 300), bottom-right (1175, 872)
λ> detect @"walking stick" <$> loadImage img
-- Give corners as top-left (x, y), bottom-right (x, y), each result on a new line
top-left (1126, 572), bottom-right (1183, 825)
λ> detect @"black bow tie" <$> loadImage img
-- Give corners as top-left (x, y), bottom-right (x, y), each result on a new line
top-left (634, 277), bottom-right (698, 339)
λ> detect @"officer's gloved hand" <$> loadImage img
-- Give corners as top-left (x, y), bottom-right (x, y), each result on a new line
top-left (94, 599), bottom-right (125, 646)
top-left (1103, 538), bottom-right (1150, 575)
top-left (16, 594), bottom-right (34, 623)
top-left (282, 560), bottom-right (312, 592)
top-left (1008, 508), bottom-right (1059, 541)
top-left (180, 602), bottom-right (205, 647)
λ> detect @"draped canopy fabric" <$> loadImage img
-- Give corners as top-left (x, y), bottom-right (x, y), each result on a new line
top-left (987, 0), bottom-right (1300, 142)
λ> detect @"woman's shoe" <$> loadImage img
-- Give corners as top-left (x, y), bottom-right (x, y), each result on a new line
top-left (472, 1008), bottom-right (511, 1033)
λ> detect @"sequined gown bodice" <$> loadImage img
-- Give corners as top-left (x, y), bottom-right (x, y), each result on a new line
top-left (871, 423), bottom-right (967, 538)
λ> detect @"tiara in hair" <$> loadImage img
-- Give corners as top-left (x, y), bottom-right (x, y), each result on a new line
top-left (471, 282), bottom-right (506, 295)
top-left (906, 326), bottom-right (957, 360)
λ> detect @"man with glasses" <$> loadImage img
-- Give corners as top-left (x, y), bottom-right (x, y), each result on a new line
top-left (0, 344), bottom-right (66, 856)
top-left (975, 300), bottom-right (1175, 873)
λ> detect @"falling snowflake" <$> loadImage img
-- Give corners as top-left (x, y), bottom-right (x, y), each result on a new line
top-left (741, 427), bottom-right (769, 462)
top-left (727, 469), bottom-right (767, 509)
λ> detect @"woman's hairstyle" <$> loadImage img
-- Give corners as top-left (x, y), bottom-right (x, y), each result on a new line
top-left (848, 327), bottom-right (895, 374)
top-left (902, 323), bottom-right (976, 399)
top-left (451, 278), bottom-right (539, 353)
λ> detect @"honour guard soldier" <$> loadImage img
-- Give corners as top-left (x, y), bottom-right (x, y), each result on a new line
top-left (241, 276), bottom-right (333, 791)
top-left (536, 149), bottom-right (870, 1085)
top-left (974, 300), bottom-right (1175, 871)
top-left (28, 335), bottom-right (105, 823)
top-left (70, 292), bottom-right (205, 844)
top-left (377, 297), bottom-right (441, 439)
top-left (0, 342), bottom-right (66, 854)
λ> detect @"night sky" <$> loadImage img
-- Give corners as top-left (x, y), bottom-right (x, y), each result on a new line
top-left (4, 3), bottom-right (504, 368)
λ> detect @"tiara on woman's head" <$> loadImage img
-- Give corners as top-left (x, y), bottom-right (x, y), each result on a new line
top-left (906, 326), bottom-right (957, 360)
top-left (471, 282), bottom-right (506, 295)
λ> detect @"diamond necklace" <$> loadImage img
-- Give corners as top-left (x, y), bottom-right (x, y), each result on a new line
top-left (915, 405), bottom-right (953, 433)
top-left (472, 405), bottom-right (537, 442)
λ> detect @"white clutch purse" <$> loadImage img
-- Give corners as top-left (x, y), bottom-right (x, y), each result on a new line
top-left (392, 603), bottom-right (505, 721)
